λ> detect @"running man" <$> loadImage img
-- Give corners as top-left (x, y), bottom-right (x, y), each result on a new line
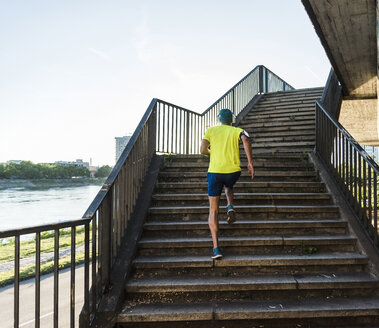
top-left (200, 108), bottom-right (254, 259)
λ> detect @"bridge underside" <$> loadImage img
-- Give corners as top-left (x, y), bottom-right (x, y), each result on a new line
top-left (303, 0), bottom-right (379, 145)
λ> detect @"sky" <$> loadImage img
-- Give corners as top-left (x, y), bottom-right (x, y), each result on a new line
top-left (0, 0), bottom-right (331, 166)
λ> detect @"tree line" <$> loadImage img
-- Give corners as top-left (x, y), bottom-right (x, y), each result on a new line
top-left (0, 161), bottom-right (112, 179)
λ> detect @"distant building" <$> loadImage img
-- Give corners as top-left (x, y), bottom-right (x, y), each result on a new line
top-left (115, 136), bottom-right (132, 163)
top-left (54, 159), bottom-right (90, 168)
top-left (363, 145), bottom-right (379, 163)
top-left (6, 160), bottom-right (23, 165)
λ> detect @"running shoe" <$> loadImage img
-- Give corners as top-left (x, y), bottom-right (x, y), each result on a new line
top-left (212, 247), bottom-right (223, 259)
top-left (227, 205), bottom-right (236, 224)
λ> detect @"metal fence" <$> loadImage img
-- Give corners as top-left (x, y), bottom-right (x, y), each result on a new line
top-left (315, 101), bottom-right (379, 248)
top-left (0, 65), bottom-right (293, 327)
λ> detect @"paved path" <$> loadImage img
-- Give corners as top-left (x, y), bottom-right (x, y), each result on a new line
top-left (0, 264), bottom-right (88, 327)
top-left (0, 245), bottom-right (85, 272)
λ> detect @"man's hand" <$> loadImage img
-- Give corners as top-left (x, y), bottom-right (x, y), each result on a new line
top-left (248, 163), bottom-right (254, 180)
top-left (200, 139), bottom-right (210, 155)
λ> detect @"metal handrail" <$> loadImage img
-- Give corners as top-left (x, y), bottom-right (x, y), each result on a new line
top-left (316, 100), bottom-right (379, 174)
top-left (0, 64), bottom-right (294, 327)
top-left (315, 99), bottom-right (379, 249)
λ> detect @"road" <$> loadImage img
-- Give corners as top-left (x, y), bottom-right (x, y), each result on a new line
top-left (0, 264), bottom-right (88, 327)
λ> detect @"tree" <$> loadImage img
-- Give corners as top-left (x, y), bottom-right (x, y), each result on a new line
top-left (95, 165), bottom-right (112, 178)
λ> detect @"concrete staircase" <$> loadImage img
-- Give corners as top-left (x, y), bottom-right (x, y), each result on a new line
top-left (115, 88), bottom-right (379, 327)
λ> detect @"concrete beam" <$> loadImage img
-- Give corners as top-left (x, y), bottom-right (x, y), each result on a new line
top-left (304, 0), bottom-right (377, 99)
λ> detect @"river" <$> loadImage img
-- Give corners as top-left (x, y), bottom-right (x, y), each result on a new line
top-left (0, 179), bottom-right (104, 231)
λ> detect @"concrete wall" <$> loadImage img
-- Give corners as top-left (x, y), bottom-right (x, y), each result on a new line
top-left (339, 99), bottom-right (378, 146)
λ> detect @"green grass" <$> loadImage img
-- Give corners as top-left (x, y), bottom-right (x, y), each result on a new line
top-left (0, 250), bottom-right (89, 288)
top-left (0, 226), bottom-right (94, 287)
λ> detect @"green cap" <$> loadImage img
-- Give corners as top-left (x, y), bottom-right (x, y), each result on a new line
top-left (217, 108), bottom-right (233, 123)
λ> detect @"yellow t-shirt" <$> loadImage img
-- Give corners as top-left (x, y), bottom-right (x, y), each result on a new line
top-left (203, 125), bottom-right (244, 173)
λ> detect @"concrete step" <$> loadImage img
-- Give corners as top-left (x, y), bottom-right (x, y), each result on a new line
top-left (132, 253), bottom-right (368, 275)
top-left (162, 161), bottom-right (315, 171)
top-left (244, 119), bottom-right (315, 129)
top-left (248, 106), bottom-right (315, 116)
top-left (165, 153), bottom-right (309, 162)
top-left (137, 235), bottom-right (357, 255)
top-left (252, 102), bottom-right (316, 111)
top-left (124, 273), bottom-right (379, 303)
top-left (126, 272), bottom-right (379, 294)
top-left (155, 181), bottom-right (326, 193)
top-left (245, 112), bottom-right (314, 121)
top-left (250, 129), bottom-right (315, 138)
top-left (261, 88), bottom-right (323, 98)
top-left (242, 124), bottom-right (315, 133)
top-left (117, 297), bottom-right (379, 326)
top-left (251, 147), bottom-right (315, 155)
top-left (151, 193), bottom-right (333, 206)
top-left (240, 141), bottom-right (315, 149)
top-left (254, 98), bottom-right (316, 109)
top-left (158, 170), bottom-right (320, 182)
top-left (143, 219), bottom-right (348, 238)
top-left (253, 135), bottom-right (315, 143)
top-left (147, 204), bottom-right (339, 221)
top-left (246, 124), bottom-right (315, 137)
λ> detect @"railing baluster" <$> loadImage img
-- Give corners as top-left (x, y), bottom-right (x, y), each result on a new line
top-left (368, 167), bottom-right (372, 235)
top-left (359, 155), bottom-right (363, 221)
top-left (71, 227), bottom-right (76, 328)
top-left (363, 160), bottom-right (367, 228)
top-left (83, 222), bottom-right (90, 325)
top-left (91, 216), bottom-right (97, 318)
top-left (157, 102), bottom-right (161, 152)
top-left (14, 235), bottom-right (20, 328)
top-left (354, 148), bottom-right (358, 210)
top-left (35, 231), bottom-right (41, 328)
top-left (54, 229), bottom-right (59, 328)
top-left (171, 105), bottom-right (174, 153)
top-left (349, 142), bottom-right (353, 204)
top-left (374, 172), bottom-right (378, 245)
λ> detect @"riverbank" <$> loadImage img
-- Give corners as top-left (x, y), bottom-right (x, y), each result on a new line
top-left (0, 177), bottom-right (105, 191)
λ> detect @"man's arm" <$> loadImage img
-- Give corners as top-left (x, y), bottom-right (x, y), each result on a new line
top-left (200, 139), bottom-right (210, 155)
top-left (241, 135), bottom-right (254, 179)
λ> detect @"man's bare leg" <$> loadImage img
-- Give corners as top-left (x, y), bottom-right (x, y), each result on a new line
top-left (225, 187), bottom-right (234, 207)
top-left (225, 187), bottom-right (236, 224)
top-left (208, 196), bottom-right (220, 248)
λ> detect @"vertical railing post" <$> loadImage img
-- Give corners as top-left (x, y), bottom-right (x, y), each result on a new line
top-left (232, 89), bottom-right (235, 114)
top-left (14, 235), bottom-right (20, 328)
top-left (35, 232), bottom-right (41, 328)
top-left (99, 190), bottom-right (112, 292)
top-left (186, 111), bottom-right (190, 154)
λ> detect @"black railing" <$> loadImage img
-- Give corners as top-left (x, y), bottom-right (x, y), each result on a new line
top-left (315, 101), bottom-right (379, 248)
top-left (0, 65), bottom-right (293, 327)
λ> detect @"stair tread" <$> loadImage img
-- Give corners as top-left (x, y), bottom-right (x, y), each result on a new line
top-left (157, 181), bottom-right (324, 186)
top-left (126, 272), bottom-right (379, 291)
top-left (153, 192), bottom-right (331, 199)
top-left (149, 204), bottom-right (338, 211)
top-left (118, 297), bottom-right (379, 322)
top-left (144, 219), bottom-right (347, 229)
top-left (133, 253), bottom-right (368, 268)
top-left (138, 235), bottom-right (356, 247)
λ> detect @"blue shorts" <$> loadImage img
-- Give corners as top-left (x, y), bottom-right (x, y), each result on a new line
top-left (207, 171), bottom-right (241, 197)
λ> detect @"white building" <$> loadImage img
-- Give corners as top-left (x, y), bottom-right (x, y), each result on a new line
top-left (363, 145), bottom-right (379, 163)
top-left (115, 136), bottom-right (132, 163)
top-left (55, 159), bottom-right (90, 168)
